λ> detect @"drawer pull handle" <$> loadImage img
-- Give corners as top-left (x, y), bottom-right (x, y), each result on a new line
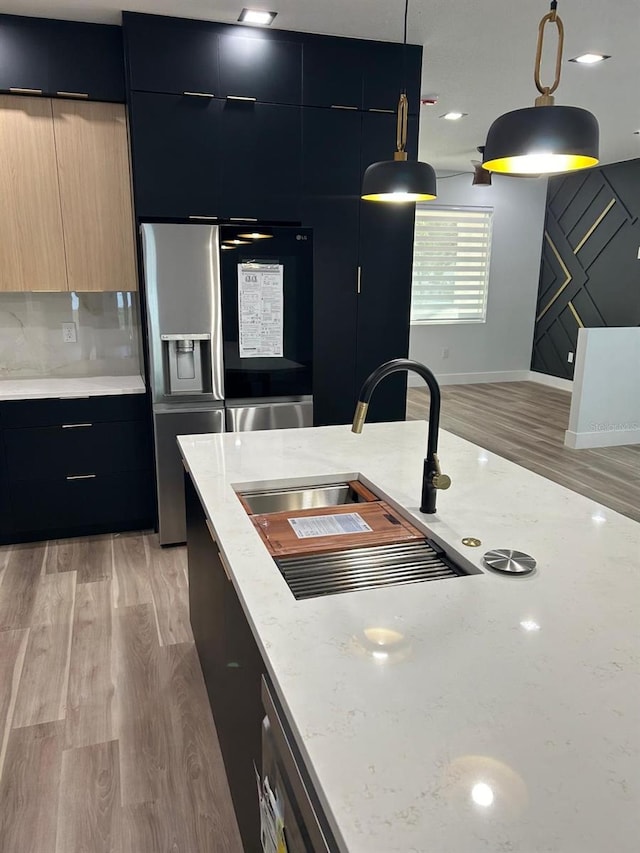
top-left (226, 95), bottom-right (256, 102)
top-left (189, 215), bottom-right (218, 221)
top-left (62, 423), bottom-right (93, 429)
top-left (229, 217), bottom-right (258, 222)
top-left (183, 91), bottom-right (215, 98)
top-left (369, 108), bottom-right (395, 114)
top-left (218, 550), bottom-right (232, 582)
top-left (66, 474), bottom-right (96, 480)
top-left (56, 91), bottom-right (89, 98)
top-left (331, 104), bottom-right (358, 110)
top-left (9, 87), bottom-right (43, 95)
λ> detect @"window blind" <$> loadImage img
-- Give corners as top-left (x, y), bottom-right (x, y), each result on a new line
top-left (410, 206), bottom-right (493, 324)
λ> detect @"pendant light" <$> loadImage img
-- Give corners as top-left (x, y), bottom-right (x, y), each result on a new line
top-left (361, 0), bottom-right (437, 202)
top-left (482, 0), bottom-right (599, 176)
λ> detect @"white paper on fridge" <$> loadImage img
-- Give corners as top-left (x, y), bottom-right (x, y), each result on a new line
top-left (238, 263), bottom-right (284, 358)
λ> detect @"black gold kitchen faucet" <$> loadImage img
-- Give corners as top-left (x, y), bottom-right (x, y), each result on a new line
top-left (351, 359), bottom-right (451, 514)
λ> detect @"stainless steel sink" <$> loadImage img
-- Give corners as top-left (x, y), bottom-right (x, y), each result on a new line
top-left (240, 482), bottom-right (367, 516)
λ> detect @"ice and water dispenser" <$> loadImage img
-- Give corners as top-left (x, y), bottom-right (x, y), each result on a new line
top-left (160, 333), bottom-right (212, 395)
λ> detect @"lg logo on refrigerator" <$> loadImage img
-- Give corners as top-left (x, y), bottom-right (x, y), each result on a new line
top-left (296, 234), bottom-right (308, 241)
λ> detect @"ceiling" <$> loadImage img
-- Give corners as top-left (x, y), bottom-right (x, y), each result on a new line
top-left (2, 0), bottom-right (639, 172)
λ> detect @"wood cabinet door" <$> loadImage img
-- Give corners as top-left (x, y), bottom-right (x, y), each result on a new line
top-left (0, 95), bottom-right (67, 292)
top-left (52, 100), bottom-right (137, 292)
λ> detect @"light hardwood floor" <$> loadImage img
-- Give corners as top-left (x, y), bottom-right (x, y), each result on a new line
top-left (0, 532), bottom-right (243, 853)
top-left (407, 381), bottom-right (640, 523)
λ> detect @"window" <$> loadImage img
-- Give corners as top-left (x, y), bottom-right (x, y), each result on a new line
top-left (410, 206), bottom-right (493, 324)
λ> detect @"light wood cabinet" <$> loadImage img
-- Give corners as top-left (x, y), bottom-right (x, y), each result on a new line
top-left (52, 100), bottom-right (137, 292)
top-left (0, 95), bottom-right (68, 292)
top-left (0, 96), bottom-right (137, 293)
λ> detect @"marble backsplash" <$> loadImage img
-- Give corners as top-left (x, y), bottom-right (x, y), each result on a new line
top-left (0, 292), bottom-right (142, 379)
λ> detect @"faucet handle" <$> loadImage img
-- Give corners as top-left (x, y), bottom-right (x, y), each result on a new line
top-left (431, 454), bottom-right (452, 490)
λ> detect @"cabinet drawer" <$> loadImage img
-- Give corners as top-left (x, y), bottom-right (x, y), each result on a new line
top-left (9, 469), bottom-right (154, 534)
top-left (0, 394), bottom-right (148, 429)
top-left (4, 421), bottom-right (152, 482)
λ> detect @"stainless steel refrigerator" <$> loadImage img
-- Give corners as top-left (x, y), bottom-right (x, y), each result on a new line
top-left (141, 223), bottom-right (313, 545)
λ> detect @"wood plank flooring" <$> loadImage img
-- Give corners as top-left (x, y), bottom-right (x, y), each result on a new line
top-left (0, 532), bottom-right (242, 853)
top-left (407, 381), bottom-right (640, 522)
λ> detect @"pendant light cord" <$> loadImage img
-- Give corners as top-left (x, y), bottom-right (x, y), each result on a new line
top-left (402, 0), bottom-right (409, 95)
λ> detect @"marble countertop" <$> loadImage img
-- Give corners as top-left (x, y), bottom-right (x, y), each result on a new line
top-left (178, 421), bottom-right (640, 853)
top-left (0, 375), bottom-right (146, 400)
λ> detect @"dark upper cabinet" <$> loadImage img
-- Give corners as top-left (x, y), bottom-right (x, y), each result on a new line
top-left (220, 101), bottom-right (301, 221)
top-left (0, 14), bottom-right (124, 101)
top-left (124, 12), bottom-right (219, 96)
top-left (129, 92), bottom-right (224, 219)
top-left (46, 20), bottom-right (124, 101)
top-left (302, 37), bottom-right (422, 114)
top-left (302, 37), bottom-right (363, 109)
top-left (302, 106), bottom-right (361, 197)
top-left (361, 41), bottom-right (422, 114)
top-left (0, 15), bottom-right (49, 92)
top-left (218, 33), bottom-right (301, 104)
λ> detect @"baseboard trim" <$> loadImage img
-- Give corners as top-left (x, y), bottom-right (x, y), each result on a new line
top-left (564, 428), bottom-right (640, 449)
top-left (407, 370), bottom-right (531, 388)
top-left (528, 371), bottom-right (573, 392)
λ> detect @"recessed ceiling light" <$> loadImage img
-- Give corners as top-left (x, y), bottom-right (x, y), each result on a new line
top-left (569, 53), bottom-right (610, 64)
top-left (238, 8), bottom-right (278, 25)
top-left (440, 112), bottom-right (467, 121)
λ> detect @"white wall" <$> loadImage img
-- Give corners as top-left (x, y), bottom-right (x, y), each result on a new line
top-left (565, 327), bottom-right (640, 448)
top-left (408, 173), bottom-right (548, 384)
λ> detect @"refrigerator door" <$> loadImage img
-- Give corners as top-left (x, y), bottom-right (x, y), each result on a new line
top-left (153, 406), bottom-right (225, 545)
top-left (220, 225), bottom-right (313, 400)
top-left (141, 223), bottom-right (224, 404)
top-left (225, 398), bottom-right (313, 432)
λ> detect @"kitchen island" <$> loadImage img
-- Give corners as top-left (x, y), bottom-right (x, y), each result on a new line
top-left (178, 421), bottom-right (640, 853)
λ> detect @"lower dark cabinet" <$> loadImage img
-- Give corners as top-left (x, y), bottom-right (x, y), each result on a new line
top-left (0, 393), bottom-right (155, 544)
top-left (186, 474), bottom-right (264, 853)
top-left (9, 469), bottom-right (154, 538)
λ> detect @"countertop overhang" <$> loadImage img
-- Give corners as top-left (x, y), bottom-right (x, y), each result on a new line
top-left (178, 421), bottom-right (640, 853)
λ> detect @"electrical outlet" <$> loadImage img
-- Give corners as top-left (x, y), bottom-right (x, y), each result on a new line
top-left (62, 322), bottom-right (77, 344)
top-left (567, 351), bottom-right (574, 364)
top-left (441, 347), bottom-right (450, 359)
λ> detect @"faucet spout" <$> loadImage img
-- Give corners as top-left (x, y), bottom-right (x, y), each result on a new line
top-left (351, 358), bottom-right (451, 514)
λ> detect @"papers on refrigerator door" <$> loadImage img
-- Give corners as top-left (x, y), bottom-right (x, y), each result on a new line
top-left (238, 263), bottom-right (284, 358)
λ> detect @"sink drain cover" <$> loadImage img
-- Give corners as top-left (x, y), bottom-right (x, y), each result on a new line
top-left (482, 549), bottom-right (536, 575)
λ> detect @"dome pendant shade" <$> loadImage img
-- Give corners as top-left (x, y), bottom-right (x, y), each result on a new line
top-left (361, 158), bottom-right (437, 202)
top-left (482, 105), bottom-right (599, 175)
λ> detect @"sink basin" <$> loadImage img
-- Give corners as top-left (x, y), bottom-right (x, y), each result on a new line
top-left (240, 482), bottom-right (368, 516)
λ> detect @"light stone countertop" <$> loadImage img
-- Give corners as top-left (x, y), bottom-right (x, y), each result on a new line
top-left (0, 375), bottom-right (146, 400)
top-left (178, 421), bottom-right (640, 853)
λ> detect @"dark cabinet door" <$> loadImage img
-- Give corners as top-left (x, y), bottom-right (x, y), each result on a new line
top-left (129, 92), bottom-right (224, 219)
top-left (219, 33), bottom-right (301, 105)
top-left (0, 15), bottom-right (49, 92)
top-left (46, 21), bottom-right (124, 101)
top-left (302, 107), bottom-right (362, 425)
top-left (124, 12), bottom-right (219, 96)
top-left (220, 101), bottom-right (301, 221)
top-left (361, 41), bottom-right (422, 114)
top-left (302, 37), bottom-right (363, 109)
top-left (355, 112), bottom-right (418, 423)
